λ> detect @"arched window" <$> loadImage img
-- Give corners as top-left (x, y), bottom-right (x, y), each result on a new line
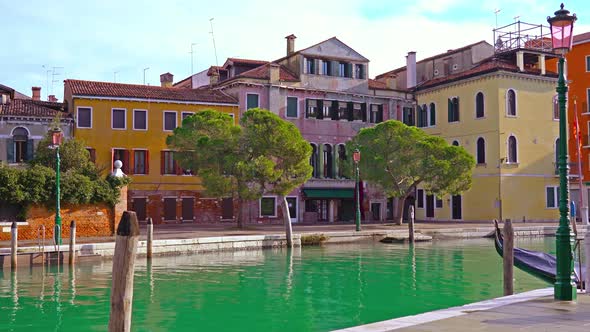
top-left (429, 102), bottom-right (436, 126)
top-left (452, 140), bottom-right (459, 146)
top-left (476, 92), bottom-right (485, 118)
top-left (476, 137), bottom-right (485, 164)
top-left (9, 127), bottom-right (31, 163)
top-left (417, 105), bottom-right (428, 128)
top-left (323, 144), bottom-right (333, 178)
top-left (552, 95), bottom-right (559, 120)
top-left (506, 89), bottom-right (516, 116)
top-left (448, 97), bottom-right (460, 122)
top-left (310, 144), bottom-right (318, 178)
top-left (338, 145), bottom-right (347, 178)
top-left (508, 135), bottom-right (517, 163)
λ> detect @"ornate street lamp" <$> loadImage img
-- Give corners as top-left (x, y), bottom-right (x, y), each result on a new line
top-left (353, 149), bottom-right (361, 232)
top-left (51, 127), bottom-right (63, 246)
top-left (547, 3), bottom-right (577, 301)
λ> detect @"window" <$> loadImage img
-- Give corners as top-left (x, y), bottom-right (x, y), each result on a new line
top-left (323, 144), bottom-right (333, 178)
top-left (338, 102), bottom-right (349, 120)
top-left (286, 97), bottom-right (298, 118)
top-left (133, 110), bottom-right (147, 130)
top-left (163, 198), bottom-right (176, 221)
top-left (555, 138), bottom-right (560, 173)
top-left (77, 107), bottom-right (92, 128)
top-left (310, 144), bottom-right (319, 178)
top-left (448, 97), bottom-right (460, 122)
top-left (452, 140), bottom-right (459, 146)
top-left (587, 89), bottom-right (590, 113)
top-left (429, 103), bottom-right (436, 126)
top-left (132, 150), bottom-right (148, 175)
top-left (260, 197), bottom-right (276, 217)
top-left (417, 189), bottom-right (424, 208)
top-left (586, 56), bottom-right (590, 72)
top-left (338, 62), bottom-right (346, 77)
top-left (161, 151), bottom-right (178, 175)
top-left (163, 111), bottom-right (177, 131)
top-left (181, 112), bottom-right (194, 122)
top-left (352, 103), bottom-right (364, 121)
top-left (306, 99), bottom-right (319, 118)
top-left (9, 127), bottom-right (32, 163)
top-left (306, 58), bottom-right (316, 74)
top-left (507, 135), bottom-right (517, 163)
top-left (546, 186), bottom-right (560, 208)
top-left (506, 89), bottom-right (516, 116)
top-left (417, 104), bottom-right (428, 127)
top-left (354, 64), bottom-right (365, 79)
top-left (370, 104), bottom-right (383, 123)
top-left (112, 108), bottom-right (126, 129)
top-left (112, 149), bottom-right (130, 174)
top-left (476, 92), bottom-right (485, 118)
top-left (435, 196), bottom-right (443, 208)
top-left (476, 137), bottom-right (486, 164)
top-left (338, 145), bottom-right (347, 178)
top-left (86, 148), bottom-right (96, 163)
top-left (246, 93), bottom-right (259, 110)
top-left (322, 101), bottom-right (332, 119)
top-left (552, 95), bottom-right (559, 120)
top-left (402, 107), bottom-right (415, 126)
top-left (322, 61), bottom-right (331, 75)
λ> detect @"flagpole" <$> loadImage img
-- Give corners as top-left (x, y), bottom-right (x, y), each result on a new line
top-left (574, 99), bottom-right (589, 225)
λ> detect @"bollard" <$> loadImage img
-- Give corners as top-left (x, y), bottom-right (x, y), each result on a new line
top-left (503, 219), bottom-right (514, 296)
top-left (408, 205), bottom-right (415, 243)
top-left (108, 211), bottom-right (140, 332)
top-left (147, 217), bottom-right (153, 259)
top-left (69, 220), bottom-right (76, 266)
top-left (11, 221), bottom-right (18, 270)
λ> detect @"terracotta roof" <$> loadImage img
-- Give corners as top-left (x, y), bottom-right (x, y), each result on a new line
top-left (229, 63), bottom-right (299, 82)
top-left (574, 32), bottom-right (590, 44)
top-left (376, 40), bottom-right (490, 79)
top-left (0, 84), bottom-right (30, 99)
top-left (416, 57), bottom-right (558, 91)
top-left (225, 58), bottom-right (268, 66)
top-left (367, 79), bottom-right (410, 92)
top-left (0, 99), bottom-right (68, 118)
top-left (66, 79), bottom-right (237, 104)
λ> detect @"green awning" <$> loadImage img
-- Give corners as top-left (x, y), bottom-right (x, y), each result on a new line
top-left (303, 188), bottom-right (354, 199)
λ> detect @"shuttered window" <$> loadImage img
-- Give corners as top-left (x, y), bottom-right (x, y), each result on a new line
top-left (246, 94), bottom-right (259, 110)
top-left (163, 111), bottom-right (177, 131)
top-left (112, 108), bottom-right (126, 129)
top-left (133, 110), bottom-right (147, 130)
top-left (77, 107), bottom-right (92, 128)
top-left (286, 97), bottom-right (298, 117)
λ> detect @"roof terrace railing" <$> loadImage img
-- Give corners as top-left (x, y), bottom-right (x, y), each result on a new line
top-left (493, 21), bottom-right (553, 53)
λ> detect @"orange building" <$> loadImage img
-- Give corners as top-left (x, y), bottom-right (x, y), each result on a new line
top-left (548, 32), bottom-right (590, 214)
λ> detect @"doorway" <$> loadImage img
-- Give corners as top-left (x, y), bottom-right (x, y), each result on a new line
top-left (451, 195), bottom-right (462, 220)
top-left (286, 197), bottom-right (298, 223)
top-left (426, 194), bottom-right (434, 218)
top-left (182, 197), bottom-right (194, 222)
top-left (221, 197), bottom-right (234, 220)
top-left (132, 198), bottom-right (147, 222)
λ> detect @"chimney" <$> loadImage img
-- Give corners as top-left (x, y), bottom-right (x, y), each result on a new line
top-left (285, 34), bottom-right (296, 56)
top-left (210, 68), bottom-right (220, 85)
top-left (270, 63), bottom-right (280, 83)
top-left (406, 52), bottom-right (417, 89)
top-left (32, 86), bottom-right (41, 101)
top-left (160, 72), bottom-right (174, 88)
top-left (48, 95), bottom-right (58, 102)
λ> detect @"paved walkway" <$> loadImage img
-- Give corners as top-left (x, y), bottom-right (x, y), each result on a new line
top-left (336, 289), bottom-right (590, 331)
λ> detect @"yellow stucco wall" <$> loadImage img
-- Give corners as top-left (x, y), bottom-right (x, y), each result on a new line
top-left (414, 72), bottom-right (559, 221)
top-left (70, 98), bottom-right (238, 192)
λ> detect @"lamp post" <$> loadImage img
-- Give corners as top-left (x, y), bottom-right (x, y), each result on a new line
top-left (51, 127), bottom-right (63, 246)
top-left (353, 149), bottom-right (361, 232)
top-left (547, 3), bottom-right (577, 301)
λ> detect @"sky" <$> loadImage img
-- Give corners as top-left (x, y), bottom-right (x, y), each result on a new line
top-left (1, 0), bottom-right (588, 101)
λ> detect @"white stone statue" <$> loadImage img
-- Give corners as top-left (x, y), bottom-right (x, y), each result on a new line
top-left (112, 160), bottom-right (125, 177)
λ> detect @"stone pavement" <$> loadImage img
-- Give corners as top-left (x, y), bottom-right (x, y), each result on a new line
top-left (336, 289), bottom-right (590, 332)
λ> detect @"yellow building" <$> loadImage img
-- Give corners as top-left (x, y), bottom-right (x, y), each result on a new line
top-left (379, 38), bottom-right (561, 222)
top-left (63, 74), bottom-right (239, 223)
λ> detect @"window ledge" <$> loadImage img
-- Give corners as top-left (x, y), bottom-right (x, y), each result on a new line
top-left (448, 121), bottom-right (460, 124)
top-left (504, 162), bottom-right (520, 168)
top-left (475, 116), bottom-right (486, 120)
top-left (505, 115), bottom-right (518, 118)
top-left (476, 163), bottom-right (487, 167)
top-left (581, 112), bottom-right (590, 116)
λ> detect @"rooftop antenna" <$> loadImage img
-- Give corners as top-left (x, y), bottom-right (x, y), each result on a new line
top-left (209, 18), bottom-right (219, 66)
top-left (190, 42), bottom-right (198, 75)
top-left (114, 71), bottom-right (119, 83)
top-left (42, 65), bottom-right (51, 100)
top-left (494, 8), bottom-right (501, 28)
top-left (51, 66), bottom-right (64, 96)
top-left (143, 67), bottom-right (150, 85)
top-left (513, 15), bottom-right (520, 22)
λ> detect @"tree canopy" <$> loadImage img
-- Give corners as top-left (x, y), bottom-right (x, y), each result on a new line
top-left (347, 120), bottom-right (474, 223)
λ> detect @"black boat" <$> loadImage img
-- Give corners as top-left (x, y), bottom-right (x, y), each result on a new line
top-left (493, 220), bottom-right (585, 288)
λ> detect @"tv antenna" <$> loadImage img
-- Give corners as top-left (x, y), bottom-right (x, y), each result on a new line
top-left (114, 71), bottom-right (119, 83)
top-left (494, 8), bottom-right (501, 28)
top-left (143, 67), bottom-right (150, 85)
top-left (51, 67), bottom-right (64, 96)
top-left (190, 43), bottom-right (198, 74)
top-left (209, 18), bottom-right (219, 66)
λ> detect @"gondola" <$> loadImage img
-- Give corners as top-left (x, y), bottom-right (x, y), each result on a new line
top-left (493, 220), bottom-right (585, 288)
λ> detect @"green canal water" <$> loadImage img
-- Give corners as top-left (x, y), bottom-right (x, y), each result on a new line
top-left (0, 237), bottom-right (557, 331)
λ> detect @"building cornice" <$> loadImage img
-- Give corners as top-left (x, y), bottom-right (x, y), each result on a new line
top-left (71, 95), bottom-right (238, 107)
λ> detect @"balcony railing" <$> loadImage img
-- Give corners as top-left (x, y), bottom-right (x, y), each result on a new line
top-left (493, 21), bottom-right (553, 53)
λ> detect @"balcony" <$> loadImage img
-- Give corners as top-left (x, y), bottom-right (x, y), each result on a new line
top-left (493, 21), bottom-right (553, 53)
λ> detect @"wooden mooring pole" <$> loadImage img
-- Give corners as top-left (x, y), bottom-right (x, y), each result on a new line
top-left (503, 219), bottom-right (514, 296)
top-left (69, 220), bottom-right (76, 266)
top-left (147, 217), bottom-right (153, 259)
top-left (408, 205), bottom-right (415, 243)
top-left (108, 211), bottom-right (140, 332)
top-left (11, 221), bottom-right (17, 270)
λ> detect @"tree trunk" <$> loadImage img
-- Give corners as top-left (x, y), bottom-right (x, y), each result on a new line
top-left (394, 196), bottom-right (407, 226)
top-left (236, 198), bottom-right (244, 229)
top-left (279, 195), bottom-right (293, 247)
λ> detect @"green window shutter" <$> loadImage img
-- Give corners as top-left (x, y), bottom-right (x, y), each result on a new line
top-left (448, 99), bottom-right (453, 122)
top-left (331, 101), bottom-right (339, 120)
top-left (317, 100), bottom-right (324, 119)
top-left (347, 102), bottom-right (354, 121)
top-left (417, 106), bottom-right (423, 127)
top-left (26, 139), bottom-right (34, 161)
top-left (347, 63), bottom-right (353, 78)
top-left (6, 138), bottom-right (14, 163)
top-left (430, 104), bottom-right (436, 126)
top-left (359, 65), bottom-right (365, 79)
top-left (378, 105), bottom-right (383, 123)
top-left (331, 61), bottom-right (338, 77)
top-left (287, 97), bottom-right (298, 117)
top-left (361, 103), bottom-right (367, 122)
top-left (305, 99), bottom-right (310, 118)
top-left (455, 97), bottom-right (460, 121)
top-left (247, 94), bottom-right (259, 110)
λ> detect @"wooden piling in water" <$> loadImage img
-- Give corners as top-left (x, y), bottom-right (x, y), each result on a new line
top-left (11, 221), bottom-right (17, 270)
top-left (147, 217), bottom-right (153, 259)
top-left (503, 219), bottom-right (514, 296)
top-left (108, 211), bottom-right (140, 332)
top-left (408, 205), bottom-right (415, 243)
top-left (69, 220), bottom-right (76, 266)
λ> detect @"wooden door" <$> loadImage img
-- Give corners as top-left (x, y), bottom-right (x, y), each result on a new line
top-left (221, 198), bottom-right (234, 220)
top-left (451, 195), bottom-right (462, 220)
top-left (426, 195), bottom-right (434, 218)
top-left (133, 198), bottom-right (147, 222)
top-left (182, 198), bottom-right (194, 222)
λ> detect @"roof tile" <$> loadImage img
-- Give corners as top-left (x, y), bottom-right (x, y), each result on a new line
top-left (0, 99), bottom-right (68, 118)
